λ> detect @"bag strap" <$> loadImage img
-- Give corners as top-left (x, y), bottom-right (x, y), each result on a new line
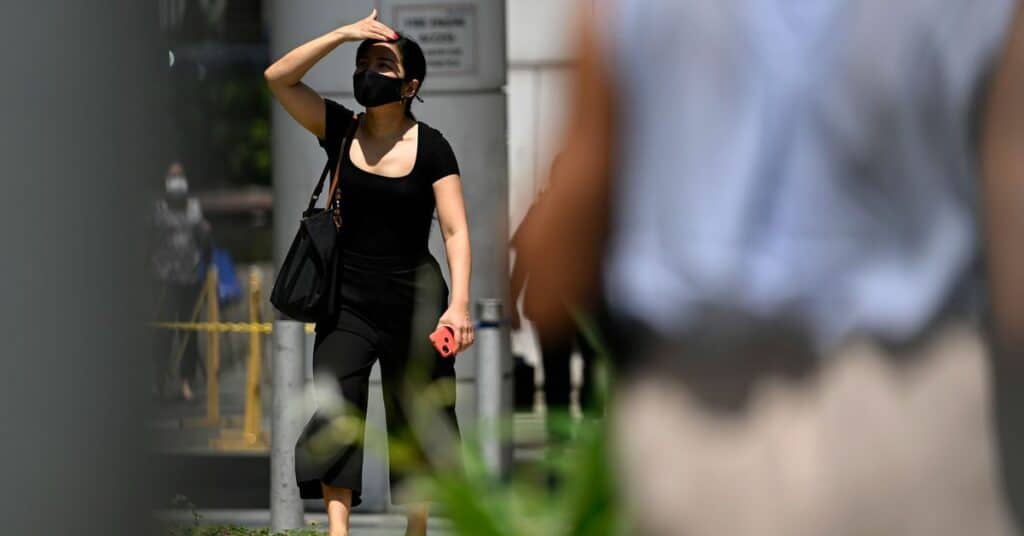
top-left (303, 114), bottom-right (360, 215)
top-left (327, 113), bottom-right (361, 207)
top-left (303, 162), bottom-right (332, 215)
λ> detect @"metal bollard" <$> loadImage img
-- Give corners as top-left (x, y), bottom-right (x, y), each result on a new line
top-left (270, 320), bottom-right (306, 531)
top-left (475, 298), bottom-right (511, 476)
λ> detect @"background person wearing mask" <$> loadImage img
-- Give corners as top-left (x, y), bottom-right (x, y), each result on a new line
top-left (150, 161), bottom-right (212, 401)
top-left (522, 1), bottom-right (1024, 534)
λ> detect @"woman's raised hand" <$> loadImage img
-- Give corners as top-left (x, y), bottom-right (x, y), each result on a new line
top-left (339, 9), bottom-right (398, 43)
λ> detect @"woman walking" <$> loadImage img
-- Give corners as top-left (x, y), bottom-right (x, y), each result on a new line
top-left (265, 9), bottom-right (474, 535)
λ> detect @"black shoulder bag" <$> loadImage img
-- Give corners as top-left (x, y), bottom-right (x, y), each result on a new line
top-left (270, 118), bottom-right (358, 322)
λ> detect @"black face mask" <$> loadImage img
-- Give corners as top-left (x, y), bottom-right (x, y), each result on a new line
top-left (353, 70), bottom-right (404, 108)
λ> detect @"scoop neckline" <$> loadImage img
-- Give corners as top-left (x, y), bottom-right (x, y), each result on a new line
top-left (345, 118), bottom-right (421, 180)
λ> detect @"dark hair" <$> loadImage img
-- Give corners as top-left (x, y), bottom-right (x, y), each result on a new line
top-left (356, 33), bottom-right (426, 119)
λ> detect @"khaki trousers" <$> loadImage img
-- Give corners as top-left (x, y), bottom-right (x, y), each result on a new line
top-left (613, 324), bottom-right (1018, 536)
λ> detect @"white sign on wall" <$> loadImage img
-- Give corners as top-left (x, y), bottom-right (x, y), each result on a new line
top-left (392, 4), bottom-right (479, 76)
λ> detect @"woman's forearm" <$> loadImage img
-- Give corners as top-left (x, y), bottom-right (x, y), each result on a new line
top-left (264, 11), bottom-right (395, 137)
top-left (264, 29), bottom-right (352, 87)
top-left (444, 230), bottom-right (471, 309)
top-left (265, 9), bottom-right (396, 87)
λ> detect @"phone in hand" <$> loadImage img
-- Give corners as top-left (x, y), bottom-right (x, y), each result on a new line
top-left (429, 325), bottom-right (459, 358)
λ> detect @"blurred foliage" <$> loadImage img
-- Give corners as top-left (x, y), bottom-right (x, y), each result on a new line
top-left (213, 76), bottom-right (272, 187)
top-left (169, 62), bottom-right (271, 190)
top-left (413, 309), bottom-right (625, 536)
top-left (413, 415), bottom-right (625, 536)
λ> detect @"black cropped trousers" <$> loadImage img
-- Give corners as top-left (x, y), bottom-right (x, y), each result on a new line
top-left (294, 250), bottom-right (459, 507)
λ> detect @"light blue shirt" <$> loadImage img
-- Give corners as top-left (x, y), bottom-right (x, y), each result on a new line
top-left (598, 0), bottom-right (1016, 348)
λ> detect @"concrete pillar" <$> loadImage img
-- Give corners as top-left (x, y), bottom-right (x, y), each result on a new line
top-left (269, 0), bottom-right (508, 512)
top-left (270, 321), bottom-right (305, 531)
top-left (476, 299), bottom-right (514, 476)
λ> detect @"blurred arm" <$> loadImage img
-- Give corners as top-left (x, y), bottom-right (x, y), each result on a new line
top-left (509, 240), bottom-right (527, 313)
top-left (520, 6), bottom-right (616, 340)
top-left (507, 216), bottom-right (531, 331)
top-left (981, 6), bottom-right (1024, 364)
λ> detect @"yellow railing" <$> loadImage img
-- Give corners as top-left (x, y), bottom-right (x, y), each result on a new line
top-left (153, 267), bottom-right (313, 452)
top-left (207, 265), bottom-right (220, 428)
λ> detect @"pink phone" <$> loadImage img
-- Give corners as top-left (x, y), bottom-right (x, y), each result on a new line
top-left (429, 325), bottom-right (459, 358)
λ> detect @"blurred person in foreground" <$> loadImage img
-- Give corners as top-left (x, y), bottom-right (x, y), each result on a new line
top-left (520, 1), bottom-right (1024, 534)
top-left (150, 161), bottom-right (212, 401)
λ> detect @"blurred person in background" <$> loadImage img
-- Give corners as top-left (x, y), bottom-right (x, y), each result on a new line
top-left (521, 1), bottom-right (1024, 534)
top-left (150, 161), bottom-right (212, 402)
top-left (509, 158), bottom-right (599, 449)
top-left (265, 9), bottom-right (473, 536)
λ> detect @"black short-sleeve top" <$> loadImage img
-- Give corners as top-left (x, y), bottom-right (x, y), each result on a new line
top-left (318, 99), bottom-right (460, 259)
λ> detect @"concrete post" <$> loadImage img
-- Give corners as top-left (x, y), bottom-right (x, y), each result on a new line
top-left (270, 320), bottom-right (306, 531)
top-left (476, 298), bottom-right (512, 476)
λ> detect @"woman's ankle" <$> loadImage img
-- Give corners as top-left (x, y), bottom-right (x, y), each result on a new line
top-left (406, 504), bottom-right (429, 536)
top-left (322, 484), bottom-right (353, 536)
